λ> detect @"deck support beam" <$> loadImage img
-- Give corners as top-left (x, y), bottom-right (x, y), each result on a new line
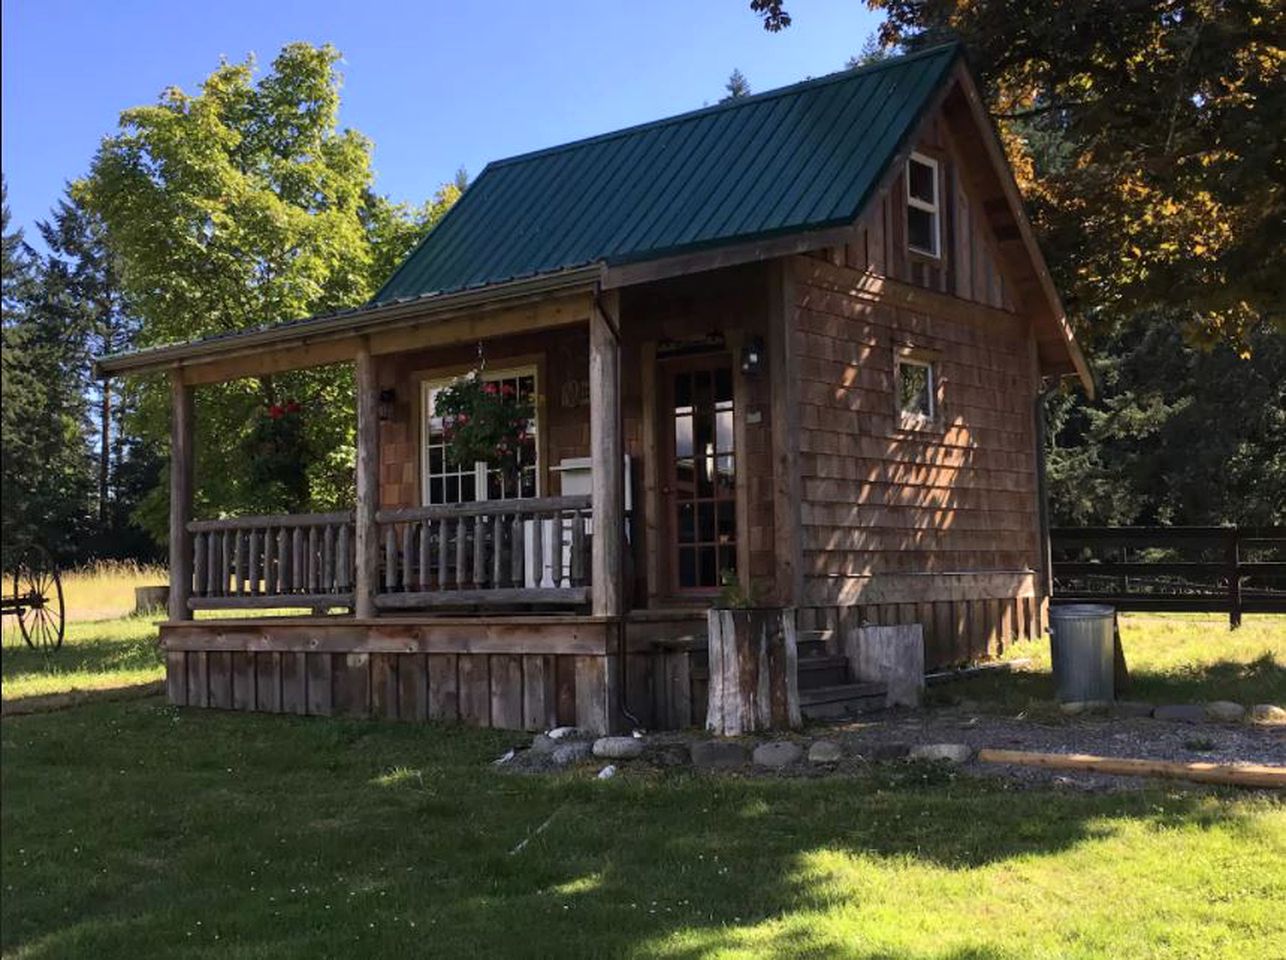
top-left (355, 343), bottom-right (380, 619)
top-left (590, 289), bottom-right (624, 618)
top-left (168, 371), bottom-right (194, 621)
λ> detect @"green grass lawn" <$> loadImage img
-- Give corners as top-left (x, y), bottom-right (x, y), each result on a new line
top-left (930, 614), bottom-right (1286, 716)
top-left (1, 615), bottom-right (163, 700)
top-left (2, 698), bottom-right (1284, 959)
top-left (1, 613), bottom-right (1284, 958)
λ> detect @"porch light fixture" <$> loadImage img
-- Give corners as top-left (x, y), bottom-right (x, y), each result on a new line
top-left (740, 337), bottom-right (764, 376)
top-left (377, 388), bottom-right (397, 422)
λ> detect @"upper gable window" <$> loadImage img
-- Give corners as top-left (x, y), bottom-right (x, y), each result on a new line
top-left (906, 153), bottom-right (940, 258)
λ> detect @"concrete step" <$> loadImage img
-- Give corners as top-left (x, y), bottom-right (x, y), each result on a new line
top-left (799, 681), bottom-right (886, 721)
top-left (795, 655), bottom-right (850, 689)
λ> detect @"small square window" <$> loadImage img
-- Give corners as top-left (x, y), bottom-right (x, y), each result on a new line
top-left (906, 153), bottom-right (940, 258)
top-left (897, 358), bottom-right (935, 420)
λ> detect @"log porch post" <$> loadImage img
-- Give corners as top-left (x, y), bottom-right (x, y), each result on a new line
top-left (768, 259), bottom-right (803, 606)
top-left (590, 289), bottom-right (624, 618)
top-left (354, 343), bottom-right (380, 619)
top-left (168, 370), bottom-right (194, 621)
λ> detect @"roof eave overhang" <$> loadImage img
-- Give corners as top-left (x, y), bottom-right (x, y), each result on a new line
top-left (94, 266), bottom-right (604, 379)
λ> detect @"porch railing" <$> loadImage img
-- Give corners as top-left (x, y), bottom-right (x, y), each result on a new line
top-left (188, 512), bottom-right (356, 609)
top-left (183, 496), bottom-right (593, 613)
top-left (374, 495), bottom-right (592, 609)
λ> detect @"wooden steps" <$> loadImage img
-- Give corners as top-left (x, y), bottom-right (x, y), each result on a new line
top-left (794, 630), bottom-right (887, 720)
top-left (798, 681), bottom-right (888, 720)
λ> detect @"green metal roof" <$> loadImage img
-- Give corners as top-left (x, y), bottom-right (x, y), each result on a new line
top-left (375, 44), bottom-right (960, 303)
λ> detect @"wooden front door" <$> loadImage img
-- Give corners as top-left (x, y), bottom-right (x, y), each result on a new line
top-left (662, 356), bottom-right (738, 595)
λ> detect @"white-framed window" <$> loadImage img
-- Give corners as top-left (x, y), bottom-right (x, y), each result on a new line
top-left (420, 367), bottom-right (539, 505)
top-left (906, 152), bottom-right (940, 258)
top-left (896, 356), bottom-right (936, 421)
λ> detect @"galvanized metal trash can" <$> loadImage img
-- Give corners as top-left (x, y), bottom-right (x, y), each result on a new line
top-left (1048, 604), bottom-right (1116, 705)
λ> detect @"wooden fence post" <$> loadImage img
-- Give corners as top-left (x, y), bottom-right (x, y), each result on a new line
top-left (1228, 527), bottom-right (1242, 630)
top-left (168, 371), bottom-right (194, 621)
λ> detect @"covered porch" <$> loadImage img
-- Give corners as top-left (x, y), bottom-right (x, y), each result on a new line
top-left (116, 263), bottom-right (787, 732)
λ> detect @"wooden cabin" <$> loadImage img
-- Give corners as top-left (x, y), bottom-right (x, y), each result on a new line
top-left (97, 45), bottom-right (1091, 734)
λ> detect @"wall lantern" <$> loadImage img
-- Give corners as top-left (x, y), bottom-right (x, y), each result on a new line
top-left (377, 389), bottom-right (397, 422)
top-left (740, 337), bottom-right (765, 376)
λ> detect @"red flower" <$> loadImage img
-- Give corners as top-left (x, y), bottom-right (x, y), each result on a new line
top-left (268, 404), bottom-right (284, 420)
top-left (285, 400), bottom-right (301, 414)
top-left (484, 383), bottom-right (498, 395)
top-left (500, 383), bottom-right (515, 397)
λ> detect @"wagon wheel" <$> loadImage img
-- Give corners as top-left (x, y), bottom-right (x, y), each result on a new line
top-left (14, 545), bottom-right (64, 651)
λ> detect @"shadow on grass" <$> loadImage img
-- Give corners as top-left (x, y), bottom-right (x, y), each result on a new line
top-left (1, 621), bottom-right (160, 690)
top-left (2, 701), bottom-right (1271, 959)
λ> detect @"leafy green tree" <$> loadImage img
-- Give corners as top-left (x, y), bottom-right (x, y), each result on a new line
top-left (1, 179), bottom-right (95, 561)
top-left (869, 0), bottom-right (1284, 349)
top-left (78, 43), bottom-right (456, 532)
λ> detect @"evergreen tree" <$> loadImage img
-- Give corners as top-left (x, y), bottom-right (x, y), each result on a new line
top-left (1, 178), bottom-right (95, 561)
top-left (721, 69), bottom-right (751, 101)
top-left (36, 191), bottom-right (139, 528)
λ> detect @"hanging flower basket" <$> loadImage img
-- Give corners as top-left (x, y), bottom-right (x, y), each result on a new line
top-left (434, 372), bottom-right (533, 485)
top-left (247, 399), bottom-right (308, 508)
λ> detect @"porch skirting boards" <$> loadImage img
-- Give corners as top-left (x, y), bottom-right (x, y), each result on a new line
top-left (159, 614), bottom-right (708, 733)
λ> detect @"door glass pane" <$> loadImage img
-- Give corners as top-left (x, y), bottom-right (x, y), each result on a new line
top-left (669, 360), bottom-right (736, 591)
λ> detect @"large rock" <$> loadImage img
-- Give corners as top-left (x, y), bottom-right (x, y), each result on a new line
top-left (1205, 701), bottom-right (1246, 722)
top-left (690, 740), bottom-right (749, 769)
top-left (1059, 700), bottom-right (1111, 715)
top-left (1249, 704), bottom-right (1286, 725)
top-left (551, 741), bottom-right (593, 766)
top-left (752, 741), bottom-right (804, 768)
top-left (1154, 704), bottom-right (1206, 724)
top-left (530, 734), bottom-right (558, 755)
top-left (808, 740), bottom-right (843, 764)
top-left (909, 743), bottom-right (973, 764)
top-left (593, 736), bottom-right (645, 760)
top-left (870, 742), bottom-right (911, 761)
top-left (1114, 700), bottom-right (1156, 718)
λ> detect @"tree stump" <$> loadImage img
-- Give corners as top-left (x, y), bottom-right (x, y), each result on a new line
top-left (706, 607), bottom-right (801, 735)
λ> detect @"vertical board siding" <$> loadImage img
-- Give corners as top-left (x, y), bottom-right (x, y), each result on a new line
top-left (163, 642), bottom-right (630, 729)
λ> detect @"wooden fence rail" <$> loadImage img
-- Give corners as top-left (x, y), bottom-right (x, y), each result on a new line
top-left (1050, 526), bottom-right (1286, 628)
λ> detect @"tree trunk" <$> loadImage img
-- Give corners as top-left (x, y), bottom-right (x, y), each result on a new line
top-left (706, 607), bottom-right (801, 735)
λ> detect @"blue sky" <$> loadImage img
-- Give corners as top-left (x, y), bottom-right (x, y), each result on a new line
top-left (2, 1), bottom-right (881, 248)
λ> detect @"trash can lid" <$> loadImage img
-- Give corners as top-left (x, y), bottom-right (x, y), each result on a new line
top-left (1049, 603), bottom-right (1115, 620)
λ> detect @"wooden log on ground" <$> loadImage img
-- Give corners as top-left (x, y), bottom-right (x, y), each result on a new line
top-left (977, 748), bottom-right (1286, 789)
